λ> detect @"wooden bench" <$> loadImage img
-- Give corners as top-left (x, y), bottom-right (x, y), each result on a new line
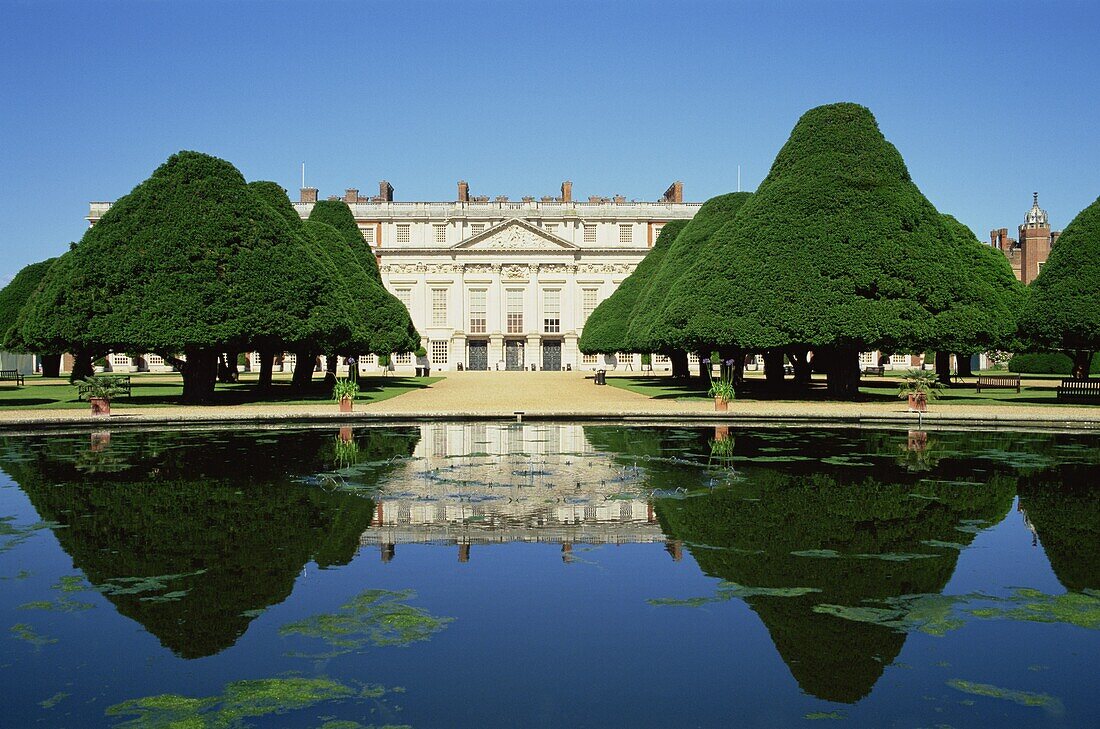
top-left (861, 366), bottom-right (885, 377)
top-left (77, 375), bottom-right (132, 400)
top-left (1057, 378), bottom-right (1100, 404)
top-left (0, 369), bottom-right (26, 386)
top-left (976, 374), bottom-right (1021, 393)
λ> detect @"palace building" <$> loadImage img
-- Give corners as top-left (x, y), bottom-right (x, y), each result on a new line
top-left (990, 193), bottom-right (1061, 284)
top-left (88, 180), bottom-right (701, 373)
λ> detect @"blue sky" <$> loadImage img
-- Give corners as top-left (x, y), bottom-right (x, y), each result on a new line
top-left (2, 0), bottom-right (1098, 282)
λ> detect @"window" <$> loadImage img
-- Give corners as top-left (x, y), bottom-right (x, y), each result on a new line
top-left (582, 353), bottom-right (598, 365)
top-left (146, 354), bottom-right (164, 367)
top-left (655, 354), bottom-right (669, 363)
top-left (583, 224), bottom-right (596, 243)
top-left (431, 340), bottom-right (449, 364)
top-left (545, 223), bottom-right (558, 236)
top-left (652, 224), bottom-right (664, 241)
top-left (396, 224), bottom-right (410, 243)
top-left (395, 289), bottom-right (412, 310)
top-left (582, 289), bottom-right (598, 323)
top-left (506, 289), bottom-right (524, 334)
top-left (543, 289), bottom-right (560, 333)
top-left (619, 224), bottom-right (633, 244)
top-left (431, 288), bottom-right (448, 326)
top-left (468, 289), bottom-right (487, 334)
top-left (471, 222), bottom-right (485, 236)
top-left (687, 353), bottom-right (700, 366)
top-left (362, 226), bottom-right (375, 245)
top-left (396, 352), bottom-right (412, 365)
top-left (434, 224), bottom-right (446, 243)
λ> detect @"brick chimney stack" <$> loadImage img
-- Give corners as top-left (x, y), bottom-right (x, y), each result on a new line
top-left (561, 180), bottom-right (572, 202)
top-left (378, 180), bottom-right (394, 202)
top-left (344, 188), bottom-right (359, 203)
top-left (457, 180), bottom-right (470, 203)
top-left (300, 187), bottom-right (318, 204)
top-left (662, 181), bottom-right (684, 203)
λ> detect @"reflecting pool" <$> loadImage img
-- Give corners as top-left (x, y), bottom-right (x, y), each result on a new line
top-left (0, 423), bottom-right (1097, 727)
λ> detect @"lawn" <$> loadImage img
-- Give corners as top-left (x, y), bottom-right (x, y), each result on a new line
top-left (606, 372), bottom-right (1077, 407)
top-left (0, 372), bottom-right (440, 410)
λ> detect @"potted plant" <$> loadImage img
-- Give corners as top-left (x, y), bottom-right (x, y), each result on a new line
top-left (708, 365), bottom-right (736, 411)
top-left (82, 375), bottom-right (126, 416)
top-left (414, 346), bottom-right (429, 377)
top-left (332, 377), bottom-right (359, 412)
top-left (897, 368), bottom-right (942, 412)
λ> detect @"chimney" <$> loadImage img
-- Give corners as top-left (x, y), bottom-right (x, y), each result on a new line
top-left (662, 181), bottom-right (683, 203)
top-left (457, 180), bottom-right (470, 203)
top-left (378, 180), bottom-right (394, 202)
top-left (300, 187), bottom-right (318, 204)
top-left (561, 180), bottom-right (572, 202)
top-left (613, 194), bottom-right (625, 204)
top-left (344, 188), bottom-right (359, 203)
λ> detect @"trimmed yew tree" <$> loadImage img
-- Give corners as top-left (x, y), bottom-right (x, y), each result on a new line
top-left (307, 200), bottom-right (383, 282)
top-left (0, 257), bottom-right (60, 376)
top-left (579, 220), bottom-right (687, 356)
top-left (935, 215), bottom-right (1027, 380)
top-left (667, 103), bottom-right (969, 397)
top-left (20, 152), bottom-right (328, 402)
top-left (1019, 195), bottom-right (1100, 378)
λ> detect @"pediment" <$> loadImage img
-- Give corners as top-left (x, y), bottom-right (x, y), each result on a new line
top-left (453, 219), bottom-right (578, 251)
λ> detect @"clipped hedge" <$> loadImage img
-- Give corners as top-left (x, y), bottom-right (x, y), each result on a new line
top-left (1007, 352), bottom-right (1100, 375)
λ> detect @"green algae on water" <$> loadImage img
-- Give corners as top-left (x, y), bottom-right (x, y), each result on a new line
top-left (946, 679), bottom-right (1063, 711)
top-left (106, 676), bottom-right (367, 728)
top-left (280, 589), bottom-right (453, 657)
top-left (19, 596), bottom-right (95, 612)
top-left (39, 691), bottom-right (69, 709)
top-left (804, 710), bottom-right (845, 720)
top-left (650, 582), bottom-right (821, 607)
top-left (9, 622), bottom-right (58, 648)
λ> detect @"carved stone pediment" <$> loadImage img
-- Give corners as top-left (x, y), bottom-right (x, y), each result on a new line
top-left (454, 219), bottom-right (578, 251)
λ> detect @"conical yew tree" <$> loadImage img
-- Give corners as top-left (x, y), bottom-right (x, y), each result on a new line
top-left (1019, 195), bottom-right (1100, 378)
top-left (579, 220), bottom-right (688, 356)
top-left (19, 152), bottom-right (328, 402)
top-left (676, 103), bottom-right (969, 397)
top-left (308, 200), bottom-right (383, 282)
top-left (0, 257), bottom-right (60, 376)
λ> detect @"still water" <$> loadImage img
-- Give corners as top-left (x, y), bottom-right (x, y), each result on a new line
top-left (0, 423), bottom-right (1097, 728)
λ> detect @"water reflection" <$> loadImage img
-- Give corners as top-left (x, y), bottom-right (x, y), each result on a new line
top-left (0, 422), bottom-right (1097, 726)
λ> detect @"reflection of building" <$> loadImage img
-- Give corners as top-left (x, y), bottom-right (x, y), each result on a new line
top-left (359, 423), bottom-right (676, 561)
top-left (991, 193), bottom-right (1061, 284)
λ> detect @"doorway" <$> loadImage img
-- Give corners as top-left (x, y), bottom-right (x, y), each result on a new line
top-left (468, 341), bottom-right (488, 371)
top-left (505, 340), bottom-right (525, 370)
top-left (542, 340), bottom-right (562, 371)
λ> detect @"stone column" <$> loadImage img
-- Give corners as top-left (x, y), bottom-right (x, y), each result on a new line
top-left (451, 334), bottom-right (466, 371)
top-left (526, 333), bottom-right (541, 370)
top-left (489, 334), bottom-right (504, 370)
top-left (563, 333), bottom-right (579, 370)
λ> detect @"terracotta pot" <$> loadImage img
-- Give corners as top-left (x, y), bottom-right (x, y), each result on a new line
top-left (339, 425), bottom-right (353, 443)
top-left (90, 397), bottom-right (110, 416)
top-left (339, 396), bottom-right (353, 413)
top-left (714, 396), bottom-right (729, 411)
top-left (908, 393), bottom-right (927, 412)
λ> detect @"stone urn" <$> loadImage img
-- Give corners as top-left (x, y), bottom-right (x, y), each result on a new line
top-left (90, 397), bottom-right (110, 416)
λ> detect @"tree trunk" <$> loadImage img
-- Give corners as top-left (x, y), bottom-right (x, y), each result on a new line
top-left (325, 354), bottom-right (338, 378)
top-left (291, 349), bottom-right (315, 389)
top-left (788, 347), bottom-right (812, 385)
top-left (1072, 349), bottom-right (1093, 380)
top-left (935, 351), bottom-right (952, 386)
top-left (669, 350), bottom-right (689, 379)
top-left (763, 350), bottom-right (786, 386)
top-left (256, 348), bottom-right (275, 391)
top-left (177, 348), bottom-right (218, 404)
top-left (69, 350), bottom-right (94, 383)
top-left (824, 345), bottom-right (860, 398)
top-left (954, 353), bottom-right (974, 378)
top-left (697, 351), bottom-right (709, 381)
top-left (225, 349), bottom-right (239, 382)
top-left (40, 353), bottom-right (61, 378)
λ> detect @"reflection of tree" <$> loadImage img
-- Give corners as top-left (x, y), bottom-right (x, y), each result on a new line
top-left (1018, 465), bottom-right (1100, 592)
top-left (655, 469), bottom-right (1015, 703)
top-left (0, 427), bottom-right (419, 659)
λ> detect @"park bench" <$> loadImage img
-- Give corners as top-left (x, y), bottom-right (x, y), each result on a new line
top-left (77, 375), bottom-right (132, 400)
top-left (975, 374), bottom-right (1021, 393)
top-left (0, 369), bottom-right (26, 386)
top-left (1056, 378), bottom-right (1100, 404)
top-left (862, 366), bottom-right (885, 377)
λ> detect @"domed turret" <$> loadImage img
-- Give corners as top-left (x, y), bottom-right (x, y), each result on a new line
top-left (1025, 192), bottom-right (1049, 227)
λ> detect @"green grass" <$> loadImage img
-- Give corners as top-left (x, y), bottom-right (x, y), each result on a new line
top-left (606, 372), bottom-right (1085, 407)
top-left (0, 372), bottom-right (439, 410)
